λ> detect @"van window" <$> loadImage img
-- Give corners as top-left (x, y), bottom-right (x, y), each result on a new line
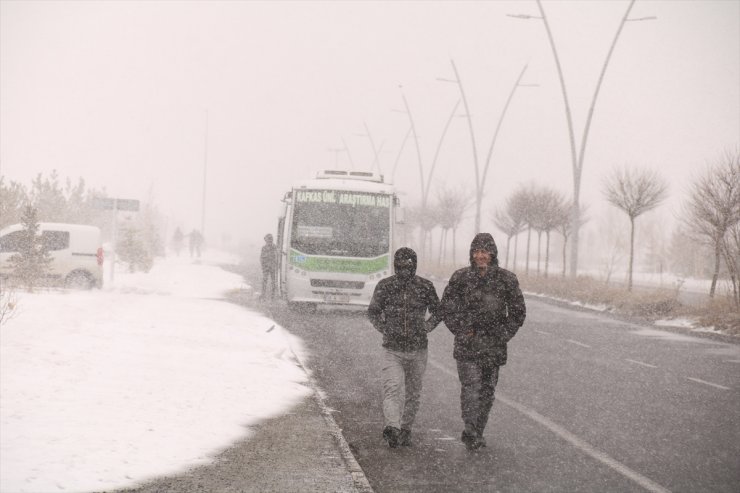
top-left (0, 231), bottom-right (25, 253)
top-left (41, 231), bottom-right (70, 251)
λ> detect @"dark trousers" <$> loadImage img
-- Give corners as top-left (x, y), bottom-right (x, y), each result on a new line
top-left (456, 360), bottom-right (500, 436)
top-left (262, 269), bottom-right (276, 298)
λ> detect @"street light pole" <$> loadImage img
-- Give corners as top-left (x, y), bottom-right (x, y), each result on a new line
top-left (510, 0), bottom-right (653, 276)
top-left (440, 60), bottom-right (532, 234)
top-left (341, 137), bottom-right (356, 170)
top-left (364, 122), bottom-right (382, 175)
top-left (327, 147), bottom-right (344, 168)
top-left (395, 87), bottom-right (461, 257)
top-left (201, 109), bottom-right (208, 237)
top-left (390, 126), bottom-right (413, 183)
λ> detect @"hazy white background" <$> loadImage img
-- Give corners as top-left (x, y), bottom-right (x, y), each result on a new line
top-left (1, 0), bottom-right (738, 253)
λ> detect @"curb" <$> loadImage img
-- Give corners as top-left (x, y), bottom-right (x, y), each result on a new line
top-left (288, 345), bottom-right (374, 493)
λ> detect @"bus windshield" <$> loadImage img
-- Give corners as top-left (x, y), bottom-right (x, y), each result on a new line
top-left (291, 189), bottom-right (391, 258)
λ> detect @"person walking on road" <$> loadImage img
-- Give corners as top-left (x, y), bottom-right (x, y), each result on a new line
top-left (189, 229), bottom-right (204, 258)
top-left (260, 234), bottom-right (278, 300)
top-left (368, 247), bottom-right (442, 448)
top-left (171, 227), bottom-right (184, 257)
top-left (440, 233), bottom-right (526, 450)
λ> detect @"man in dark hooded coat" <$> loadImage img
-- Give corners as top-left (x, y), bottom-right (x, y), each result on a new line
top-left (368, 247), bottom-right (441, 448)
top-left (440, 233), bottom-right (526, 450)
top-left (260, 234), bottom-right (278, 299)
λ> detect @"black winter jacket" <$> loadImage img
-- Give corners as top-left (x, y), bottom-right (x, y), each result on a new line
top-left (368, 275), bottom-right (441, 352)
top-left (441, 234), bottom-right (526, 365)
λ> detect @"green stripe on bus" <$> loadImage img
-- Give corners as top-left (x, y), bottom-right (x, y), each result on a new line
top-left (289, 250), bottom-right (389, 274)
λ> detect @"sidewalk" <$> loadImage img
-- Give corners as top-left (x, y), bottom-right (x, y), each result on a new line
top-left (121, 392), bottom-right (371, 493)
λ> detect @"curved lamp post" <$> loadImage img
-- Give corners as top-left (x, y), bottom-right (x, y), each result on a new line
top-left (439, 60), bottom-right (533, 234)
top-left (509, 0), bottom-right (655, 276)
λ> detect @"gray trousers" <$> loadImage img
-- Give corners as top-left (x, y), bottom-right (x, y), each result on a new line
top-left (456, 360), bottom-right (500, 436)
top-left (381, 347), bottom-right (428, 430)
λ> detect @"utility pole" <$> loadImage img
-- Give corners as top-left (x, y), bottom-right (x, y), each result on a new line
top-left (201, 109), bottom-right (208, 237)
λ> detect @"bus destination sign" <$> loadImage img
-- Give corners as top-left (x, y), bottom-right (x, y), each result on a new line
top-left (295, 190), bottom-right (390, 208)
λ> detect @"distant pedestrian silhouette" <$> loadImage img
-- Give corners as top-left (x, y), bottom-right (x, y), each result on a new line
top-left (189, 229), bottom-right (204, 258)
top-left (172, 227), bottom-right (184, 257)
top-left (260, 234), bottom-right (277, 300)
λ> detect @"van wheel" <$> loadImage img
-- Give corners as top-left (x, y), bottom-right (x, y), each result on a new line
top-left (65, 271), bottom-right (94, 290)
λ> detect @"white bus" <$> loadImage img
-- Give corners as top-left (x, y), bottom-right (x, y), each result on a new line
top-left (276, 170), bottom-right (403, 308)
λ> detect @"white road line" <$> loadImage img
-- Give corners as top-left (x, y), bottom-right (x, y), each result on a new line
top-left (429, 359), bottom-right (672, 493)
top-left (626, 359), bottom-right (658, 369)
top-left (534, 329), bottom-right (551, 335)
top-left (686, 377), bottom-right (731, 390)
top-left (566, 339), bottom-right (591, 348)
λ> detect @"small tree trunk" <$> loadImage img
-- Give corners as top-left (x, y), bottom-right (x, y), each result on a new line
top-left (452, 227), bottom-right (457, 266)
top-left (562, 235), bottom-right (568, 278)
top-left (545, 230), bottom-right (551, 278)
top-left (628, 216), bottom-right (635, 292)
top-left (536, 231), bottom-right (542, 275)
top-left (505, 236), bottom-right (512, 269)
top-left (525, 227), bottom-right (532, 275)
top-left (710, 239), bottom-right (722, 297)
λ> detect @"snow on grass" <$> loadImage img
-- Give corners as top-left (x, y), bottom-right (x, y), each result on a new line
top-left (1, 252), bottom-right (310, 493)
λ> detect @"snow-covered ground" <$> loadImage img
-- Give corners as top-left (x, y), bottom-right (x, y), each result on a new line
top-left (0, 252), bottom-right (310, 493)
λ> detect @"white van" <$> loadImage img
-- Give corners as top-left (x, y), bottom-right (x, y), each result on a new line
top-left (0, 223), bottom-right (104, 289)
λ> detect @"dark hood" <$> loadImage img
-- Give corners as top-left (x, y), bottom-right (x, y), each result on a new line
top-left (394, 247), bottom-right (417, 281)
top-left (469, 233), bottom-right (499, 267)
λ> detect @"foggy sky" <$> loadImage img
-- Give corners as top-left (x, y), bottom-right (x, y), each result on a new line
top-left (1, 0), bottom-right (738, 251)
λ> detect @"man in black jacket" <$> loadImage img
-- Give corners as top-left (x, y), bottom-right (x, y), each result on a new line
top-left (440, 233), bottom-right (526, 450)
top-left (368, 247), bottom-right (441, 448)
top-left (260, 234), bottom-right (277, 300)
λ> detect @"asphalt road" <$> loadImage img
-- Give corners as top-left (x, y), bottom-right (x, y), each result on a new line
top-left (262, 293), bottom-right (740, 493)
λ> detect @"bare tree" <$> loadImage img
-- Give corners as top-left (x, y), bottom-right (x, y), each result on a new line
top-left (557, 203), bottom-right (588, 278)
top-left (603, 166), bottom-right (669, 291)
top-left (598, 210), bottom-right (627, 285)
top-left (405, 205), bottom-right (439, 259)
top-left (682, 149), bottom-right (740, 297)
top-left (537, 188), bottom-right (567, 278)
top-left (528, 191), bottom-right (547, 276)
top-left (492, 200), bottom-right (525, 270)
top-left (510, 185), bottom-right (537, 276)
top-left (436, 185), bottom-right (473, 265)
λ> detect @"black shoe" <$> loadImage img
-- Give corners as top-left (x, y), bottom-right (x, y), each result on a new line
top-left (461, 430), bottom-right (483, 450)
top-left (398, 428), bottom-right (412, 446)
top-left (383, 426), bottom-right (400, 448)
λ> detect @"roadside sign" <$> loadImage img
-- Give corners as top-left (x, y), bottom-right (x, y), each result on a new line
top-left (115, 199), bottom-right (140, 212)
top-left (93, 197), bottom-right (116, 210)
top-left (92, 197), bottom-right (140, 212)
